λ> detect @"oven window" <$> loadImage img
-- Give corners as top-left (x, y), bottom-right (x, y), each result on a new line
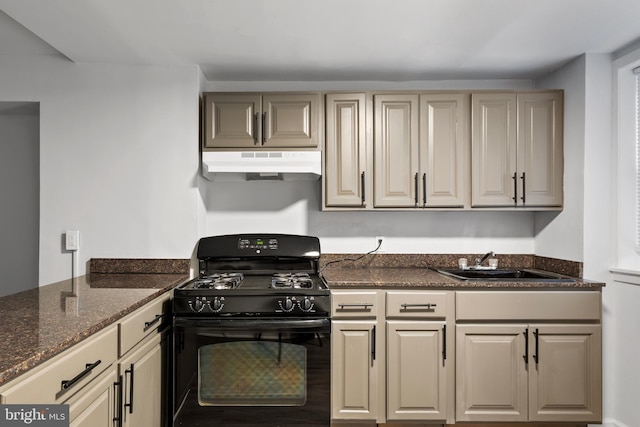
top-left (198, 341), bottom-right (306, 406)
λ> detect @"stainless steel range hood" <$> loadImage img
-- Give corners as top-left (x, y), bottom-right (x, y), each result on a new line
top-left (201, 151), bottom-right (321, 181)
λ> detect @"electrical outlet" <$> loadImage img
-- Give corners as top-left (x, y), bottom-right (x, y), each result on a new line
top-left (66, 230), bottom-right (79, 251)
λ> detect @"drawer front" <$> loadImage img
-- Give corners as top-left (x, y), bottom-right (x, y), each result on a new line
top-left (386, 291), bottom-right (448, 318)
top-left (331, 291), bottom-right (379, 318)
top-left (119, 293), bottom-right (170, 357)
top-left (1, 325), bottom-right (118, 404)
top-left (456, 291), bottom-right (601, 321)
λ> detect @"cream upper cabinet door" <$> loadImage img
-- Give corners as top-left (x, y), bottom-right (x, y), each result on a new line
top-left (419, 94), bottom-right (467, 207)
top-left (204, 94), bottom-right (261, 148)
top-left (387, 320), bottom-right (447, 421)
top-left (374, 94), bottom-right (419, 207)
top-left (325, 93), bottom-right (367, 207)
top-left (262, 93), bottom-right (320, 148)
top-left (456, 324), bottom-right (528, 422)
top-left (204, 92), bottom-right (320, 149)
top-left (331, 320), bottom-right (378, 421)
top-left (517, 91), bottom-right (564, 207)
top-left (471, 93), bottom-right (518, 206)
top-left (528, 325), bottom-right (602, 422)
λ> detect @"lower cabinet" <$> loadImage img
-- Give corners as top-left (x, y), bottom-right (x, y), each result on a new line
top-left (67, 364), bottom-right (119, 427)
top-left (118, 332), bottom-right (165, 427)
top-left (331, 290), bottom-right (453, 424)
top-left (331, 288), bottom-right (602, 426)
top-left (331, 291), bottom-right (381, 421)
top-left (0, 292), bottom-right (170, 427)
top-left (455, 291), bottom-right (602, 424)
top-left (387, 320), bottom-right (447, 421)
top-left (332, 320), bottom-right (379, 421)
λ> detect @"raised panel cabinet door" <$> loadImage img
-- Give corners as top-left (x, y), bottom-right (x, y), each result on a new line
top-left (262, 93), bottom-right (320, 148)
top-left (325, 93), bottom-right (367, 207)
top-left (204, 94), bottom-right (261, 148)
top-left (517, 91), bottom-right (564, 207)
top-left (120, 333), bottom-right (164, 427)
top-left (67, 365), bottom-right (118, 427)
top-left (528, 325), bottom-right (602, 423)
top-left (419, 94), bottom-right (467, 207)
top-left (456, 324), bottom-right (528, 422)
top-left (373, 94), bottom-right (419, 207)
top-left (471, 93), bottom-right (517, 206)
top-left (387, 321), bottom-right (447, 421)
top-left (331, 320), bottom-right (378, 421)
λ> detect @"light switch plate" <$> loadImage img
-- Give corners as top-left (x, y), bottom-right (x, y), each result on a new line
top-left (66, 230), bottom-right (79, 251)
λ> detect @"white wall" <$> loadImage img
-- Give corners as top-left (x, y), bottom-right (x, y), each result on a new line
top-left (533, 56), bottom-right (586, 262)
top-left (0, 109), bottom-right (39, 296)
top-left (0, 55), bottom-right (202, 285)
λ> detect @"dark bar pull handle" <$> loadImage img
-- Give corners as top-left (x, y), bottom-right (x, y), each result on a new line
top-left (124, 364), bottom-right (135, 414)
top-left (533, 328), bottom-right (539, 364)
top-left (113, 376), bottom-right (123, 427)
top-left (523, 328), bottom-right (529, 364)
top-left (61, 360), bottom-right (101, 390)
top-left (442, 324), bottom-right (447, 361)
top-left (414, 173), bottom-right (419, 207)
top-left (262, 112), bottom-right (267, 145)
top-left (401, 303), bottom-right (436, 309)
top-left (371, 325), bottom-right (376, 362)
top-left (144, 314), bottom-right (163, 331)
top-left (253, 112), bottom-right (259, 145)
top-left (361, 171), bottom-right (366, 206)
top-left (512, 172), bottom-right (518, 205)
top-left (422, 173), bottom-right (427, 207)
top-left (338, 303), bottom-right (373, 309)
top-left (520, 172), bottom-right (526, 204)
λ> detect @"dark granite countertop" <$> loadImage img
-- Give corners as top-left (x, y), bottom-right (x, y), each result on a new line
top-left (322, 267), bottom-right (604, 289)
top-left (0, 272), bottom-right (188, 387)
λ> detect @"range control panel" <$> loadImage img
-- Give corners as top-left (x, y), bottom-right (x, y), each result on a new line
top-left (238, 237), bottom-right (278, 251)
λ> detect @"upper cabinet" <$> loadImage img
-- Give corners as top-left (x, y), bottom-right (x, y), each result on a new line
top-left (324, 93), bottom-right (368, 207)
top-left (471, 91), bottom-right (563, 207)
top-left (373, 94), bottom-right (420, 208)
top-left (419, 94), bottom-right (467, 207)
top-left (203, 92), bottom-right (321, 150)
top-left (323, 91), bottom-right (469, 210)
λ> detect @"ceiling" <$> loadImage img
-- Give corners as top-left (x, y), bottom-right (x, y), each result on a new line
top-left (1, 0), bottom-right (640, 82)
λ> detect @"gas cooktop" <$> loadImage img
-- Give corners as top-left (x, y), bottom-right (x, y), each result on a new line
top-left (173, 234), bottom-right (330, 317)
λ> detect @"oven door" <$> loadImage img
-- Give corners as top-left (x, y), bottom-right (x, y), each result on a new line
top-left (173, 317), bottom-right (330, 427)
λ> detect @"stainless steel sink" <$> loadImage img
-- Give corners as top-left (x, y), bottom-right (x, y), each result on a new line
top-left (435, 268), bottom-right (575, 282)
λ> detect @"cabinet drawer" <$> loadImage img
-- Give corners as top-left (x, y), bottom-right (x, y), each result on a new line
top-left (119, 293), bottom-right (170, 357)
top-left (456, 291), bottom-right (601, 321)
top-left (386, 291), bottom-right (448, 318)
top-left (331, 291), bottom-right (379, 318)
top-left (1, 325), bottom-right (118, 404)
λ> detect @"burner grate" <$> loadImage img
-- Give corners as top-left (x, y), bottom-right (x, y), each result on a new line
top-left (271, 273), bottom-right (313, 289)
top-left (194, 273), bottom-right (244, 290)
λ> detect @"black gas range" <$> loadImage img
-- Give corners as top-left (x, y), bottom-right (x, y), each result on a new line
top-left (173, 234), bottom-right (331, 318)
top-left (172, 234), bottom-right (332, 427)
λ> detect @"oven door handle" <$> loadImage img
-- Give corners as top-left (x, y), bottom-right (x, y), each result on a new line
top-left (174, 317), bottom-right (330, 332)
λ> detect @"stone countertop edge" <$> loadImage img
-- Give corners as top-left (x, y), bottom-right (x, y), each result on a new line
top-left (0, 271), bottom-right (188, 388)
top-left (321, 267), bottom-right (605, 289)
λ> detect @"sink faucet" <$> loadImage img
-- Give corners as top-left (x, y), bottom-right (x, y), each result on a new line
top-left (475, 251), bottom-right (494, 267)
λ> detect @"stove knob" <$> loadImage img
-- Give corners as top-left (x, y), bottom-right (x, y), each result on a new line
top-left (212, 297), bottom-right (223, 312)
top-left (302, 297), bottom-right (313, 311)
top-left (284, 297), bottom-right (294, 311)
top-left (193, 298), bottom-right (203, 312)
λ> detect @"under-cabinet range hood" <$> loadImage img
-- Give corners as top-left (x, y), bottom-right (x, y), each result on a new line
top-left (201, 151), bottom-right (321, 181)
